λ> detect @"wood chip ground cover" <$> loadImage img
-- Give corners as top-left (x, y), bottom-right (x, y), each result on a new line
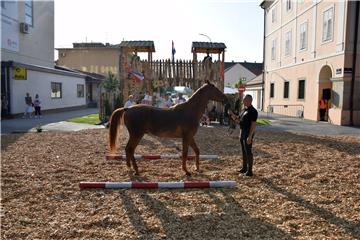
top-left (1, 127), bottom-right (360, 239)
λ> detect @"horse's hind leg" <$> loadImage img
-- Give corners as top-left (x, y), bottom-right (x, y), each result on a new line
top-left (125, 134), bottom-right (143, 175)
top-left (189, 138), bottom-right (200, 171)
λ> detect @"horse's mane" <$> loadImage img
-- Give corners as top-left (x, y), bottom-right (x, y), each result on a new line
top-left (187, 82), bottom-right (212, 102)
top-left (171, 82), bottom-right (212, 110)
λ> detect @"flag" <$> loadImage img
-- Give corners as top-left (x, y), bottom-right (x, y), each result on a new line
top-left (172, 40), bottom-right (176, 62)
top-left (130, 70), bottom-right (144, 81)
top-left (125, 63), bottom-right (144, 81)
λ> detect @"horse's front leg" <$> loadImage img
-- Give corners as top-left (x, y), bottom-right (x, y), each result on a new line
top-left (189, 138), bottom-right (200, 172)
top-left (182, 138), bottom-right (191, 176)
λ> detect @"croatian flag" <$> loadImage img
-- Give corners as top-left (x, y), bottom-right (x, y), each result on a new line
top-left (130, 70), bottom-right (144, 81)
top-left (172, 40), bottom-right (176, 61)
top-left (125, 63), bottom-right (144, 81)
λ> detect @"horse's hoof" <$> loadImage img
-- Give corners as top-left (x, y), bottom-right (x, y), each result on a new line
top-left (185, 171), bottom-right (191, 176)
top-left (244, 171), bottom-right (253, 177)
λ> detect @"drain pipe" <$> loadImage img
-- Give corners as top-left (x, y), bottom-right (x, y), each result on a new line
top-left (350, 1), bottom-right (359, 126)
top-left (261, 3), bottom-right (266, 112)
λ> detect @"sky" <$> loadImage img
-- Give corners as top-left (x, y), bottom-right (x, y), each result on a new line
top-left (55, 0), bottom-right (264, 63)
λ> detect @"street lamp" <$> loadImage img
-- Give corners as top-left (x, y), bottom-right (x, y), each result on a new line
top-left (199, 33), bottom-right (212, 58)
top-left (199, 33), bottom-right (212, 42)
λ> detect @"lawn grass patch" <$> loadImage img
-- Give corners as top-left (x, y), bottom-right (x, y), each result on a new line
top-left (66, 114), bottom-right (100, 125)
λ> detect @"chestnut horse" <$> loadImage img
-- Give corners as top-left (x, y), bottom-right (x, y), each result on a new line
top-left (109, 82), bottom-right (228, 175)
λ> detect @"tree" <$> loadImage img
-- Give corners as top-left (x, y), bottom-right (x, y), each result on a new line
top-left (102, 72), bottom-right (119, 93)
top-left (234, 77), bottom-right (246, 89)
top-left (100, 72), bottom-right (121, 122)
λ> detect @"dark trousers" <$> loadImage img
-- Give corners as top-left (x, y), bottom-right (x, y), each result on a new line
top-left (319, 109), bottom-right (326, 121)
top-left (34, 106), bottom-right (41, 116)
top-left (240, 138), bottom-right (253, 175)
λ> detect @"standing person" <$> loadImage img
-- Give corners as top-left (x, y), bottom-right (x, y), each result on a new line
top-left (23, 92), bottom-right (33, 118)
top-left (319, 97), bottom-right (328, 121)
top-left (124, 95), bottom-right (136, 108)
top-left (224, 101), bottom-right (231, 125)
top-left (230, 94), bottom-right (258, 176)
top-left (33, 94), bottom-right (42, 118)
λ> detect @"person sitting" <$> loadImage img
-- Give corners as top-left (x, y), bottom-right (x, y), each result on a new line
top-left (163, 95), bottom-right (173, 108)
top-left (208, 106), bottom-right (217, 122)
top-left (200, 108), bottom-right (210, 126)
top-left (124, 95), bottom-right (136, 108)
top-left (176, 93), bottom-right (186, 104)
top-left (143, 92), bottom-right (152, 105)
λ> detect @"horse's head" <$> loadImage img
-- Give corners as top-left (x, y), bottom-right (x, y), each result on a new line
top-left (203, 81), bottom-right (228, 104)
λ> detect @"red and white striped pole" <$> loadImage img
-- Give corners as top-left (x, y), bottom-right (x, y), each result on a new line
top-left (105, 154), bottom-right (218, 161)
top-left (79, 180), bottom-right (236, 189)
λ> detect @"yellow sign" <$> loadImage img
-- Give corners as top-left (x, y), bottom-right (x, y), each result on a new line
top-left (13, 66), bottom-right (27, 80)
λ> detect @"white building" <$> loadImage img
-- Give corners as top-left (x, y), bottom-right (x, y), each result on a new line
top-left (244, 74), bottom-right (264, 110)
top-left (224, 61), bottom-right (263, 87)
top-left (1, 1), bottom-right (87, 116)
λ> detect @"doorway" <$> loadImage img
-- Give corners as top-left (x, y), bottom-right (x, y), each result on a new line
top-left (318, 65), bottom-right (332, 121)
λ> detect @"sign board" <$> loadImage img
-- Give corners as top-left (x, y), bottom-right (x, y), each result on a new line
top-left (13, 66), bottom-right (27, 80)
top-left (238, 86), bottom-right (246, 93)
top-left (344, 68), bottom-right (352, 74)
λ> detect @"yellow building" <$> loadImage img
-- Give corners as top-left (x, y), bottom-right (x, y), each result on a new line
top-left (56, 42), bottom-right (120, 76)
top-left (261, 0), bottom-right (360, 125)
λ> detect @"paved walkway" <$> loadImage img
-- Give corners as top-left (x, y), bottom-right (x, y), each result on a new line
top-left (1, 108), bottom-right (104, 134)
top-left (1, 109), bottom-right (359, 136)
top-left (257, 112), bottom-right (360, 136)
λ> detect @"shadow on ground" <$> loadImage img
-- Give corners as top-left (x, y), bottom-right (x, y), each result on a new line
top-left (119, 189), bottom-right (292, 239)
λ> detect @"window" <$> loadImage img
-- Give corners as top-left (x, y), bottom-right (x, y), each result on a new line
top-left (271, 39), bottom-right (277, 60)
top-left (25, 0), bottom-right (33, 26)
top-left (286, 0), bottom-right (292, 11)
top-left (322, 7), bottom-right (333, 42)
top-left (284, 81), bottom-right (289, 98)
top-left (1, 1), bottom-right (5, 9)
top-left (298, 80), bottom-right (305, 99)
top-left (270, 83), bottom-right (275, 98)
top-left (77, 84), bottom-right (84, 98)
top-left (272, 7), bottom-right (277, 23)
top-left (299, 22), bottom-right (308, 50)
top-left (285, 31), bottom-right (292, 56)
top-left (51, 82), bottom-right (62, 99)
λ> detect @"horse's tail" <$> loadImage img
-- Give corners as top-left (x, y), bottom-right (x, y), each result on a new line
top-left (109, 108), bottom-right (126, 154)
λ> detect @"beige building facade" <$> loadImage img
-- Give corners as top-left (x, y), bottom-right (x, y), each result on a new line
top-left (261, 0), bottom-right (360, 125)
top-left (56, 43), bottom-right (120, 76)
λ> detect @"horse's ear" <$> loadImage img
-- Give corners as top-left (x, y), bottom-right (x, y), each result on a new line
top-left (205, 80), bottom-right (214, 86)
